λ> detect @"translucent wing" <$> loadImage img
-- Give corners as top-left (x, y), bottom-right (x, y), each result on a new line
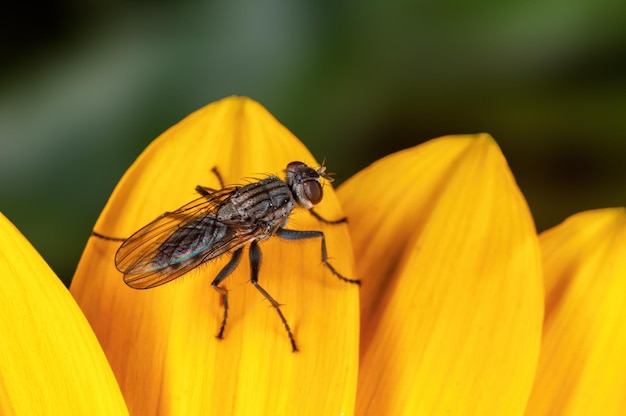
top-left (116, 187), bottom-right (258, 289)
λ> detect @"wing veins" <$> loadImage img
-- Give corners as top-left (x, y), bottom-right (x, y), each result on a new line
top-left (115, 186), bottom-right (260, 289)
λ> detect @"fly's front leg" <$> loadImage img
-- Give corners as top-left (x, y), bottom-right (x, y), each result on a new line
top-left (249, 241), bottom-right (298, 352)
top-left (212, 247), bottom-right (243, 339)
top-left (276, 228), bottom-right (361, 285)
top-left (308, 209), bottom-right (347, 225)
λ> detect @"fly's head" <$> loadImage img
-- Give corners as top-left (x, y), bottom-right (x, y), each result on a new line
top-left (285, 161), bottom-right (334, 209)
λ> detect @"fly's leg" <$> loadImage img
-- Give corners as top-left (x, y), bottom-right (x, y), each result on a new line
top-left (308, 209), bottom-right (347, 225)
top-left (211, 166), bottom-right (225, 188)
top-left (91, 231), bottom-right (126, 242)
top-left (212, 247), bottom-right (243, 339)
top-left (276, 228), bottom-right (361, 285)
top-left (196, 166), bottom-right (226, 197)
top-left (249, 241), bottom-right (298, 352)
top-left (91, 210), bottom-right (176, 241)
top-left (94, 167), bottom-right (226, 240)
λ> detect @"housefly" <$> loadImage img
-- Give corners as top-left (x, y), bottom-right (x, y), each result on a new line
top-left (93, 161), bottom-right (360, 352)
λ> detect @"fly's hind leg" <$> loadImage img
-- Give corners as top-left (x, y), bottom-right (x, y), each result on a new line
top-left (212, 247), bottom-right (243, 339)
top-left (91, 231), bottom-right (126, 242)
top-left (276, 228), bottom-right (361, 285)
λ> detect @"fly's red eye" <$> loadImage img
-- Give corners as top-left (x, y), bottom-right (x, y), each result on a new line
top-left (287, 161), bottom-right (306, 170)
top-left (303, 180), bottom-right (323, 205)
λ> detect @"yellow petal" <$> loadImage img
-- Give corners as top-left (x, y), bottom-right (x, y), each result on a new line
top-left (70, 96), bottom-right (359, 415)
top-left (0, 213), bottom-right (127, 415)
top-left (525, 208), bottom-right (626, 415)
top-left (338, 134), bottom-right (543, 414)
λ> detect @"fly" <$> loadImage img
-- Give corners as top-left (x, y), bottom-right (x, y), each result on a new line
top-left (92, 161), bottom-right (360, 352)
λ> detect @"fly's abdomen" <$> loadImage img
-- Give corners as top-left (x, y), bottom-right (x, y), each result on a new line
top-left (140, 216), bottom-right (227, 272)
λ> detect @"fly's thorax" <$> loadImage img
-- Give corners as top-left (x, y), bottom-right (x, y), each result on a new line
top-left (217, 176), bottom-right (296, 224)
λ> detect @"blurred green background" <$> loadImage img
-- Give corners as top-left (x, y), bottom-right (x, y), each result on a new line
top-left (2, 0), bottom-right (626, 286)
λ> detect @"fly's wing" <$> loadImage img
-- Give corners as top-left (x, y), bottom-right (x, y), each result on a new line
top-left (115, 187), bottom-right (255, 289)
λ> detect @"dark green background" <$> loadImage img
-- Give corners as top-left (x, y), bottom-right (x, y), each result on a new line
top-left (3, 0), bottom-right (626, 285)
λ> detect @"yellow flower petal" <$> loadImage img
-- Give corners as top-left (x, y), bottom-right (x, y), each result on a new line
top-left (338, 134), bottom-right (543, 414)
top-left (70, 96), bottom-right (359, 415)
top-left (525, 208), bottom-right (626, 415)
top-left (0, 213), bottom-right (127, 415)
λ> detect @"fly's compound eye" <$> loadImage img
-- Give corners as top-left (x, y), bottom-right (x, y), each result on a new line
top-left (287, 161), bottom-right (306, 170)
top-left (303, 180), bottom-right (323, 205)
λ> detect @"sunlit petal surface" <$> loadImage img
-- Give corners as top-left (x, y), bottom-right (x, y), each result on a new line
top-left (338, 134), bottom-right (543, 414)
top-left (70, 96), bottom-right (359, 415)
top-left (525, 208), bottom-right (626, 415)
top-left (0, 213), bottom-right (128, 415)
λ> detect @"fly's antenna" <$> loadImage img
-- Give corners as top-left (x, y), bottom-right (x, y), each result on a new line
top-left (316, 159), bottom-right (336, 183)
